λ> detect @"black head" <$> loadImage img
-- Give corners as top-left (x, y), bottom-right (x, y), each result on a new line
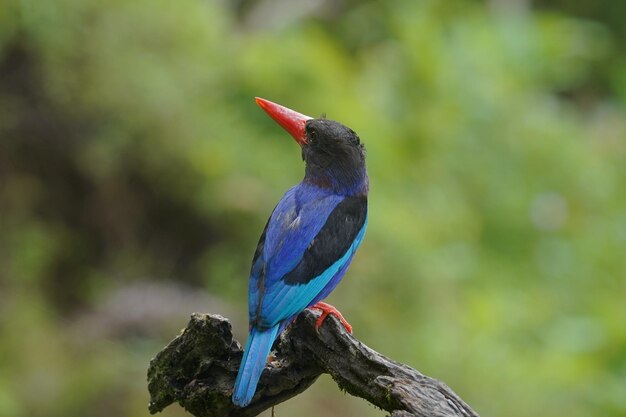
top-left (303, 119), bottom-right (364, 168)
top-left (301, 119), bottom-right (367, 194)
top-left (255, 97), bottom-right (368, 194)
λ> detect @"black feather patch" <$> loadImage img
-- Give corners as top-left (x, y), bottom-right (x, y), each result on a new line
top-left (283, 194), bottom-right (367, 285)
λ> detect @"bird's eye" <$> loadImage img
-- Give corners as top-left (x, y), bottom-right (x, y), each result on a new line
top-left (306, 125), bottom-right (317, 144)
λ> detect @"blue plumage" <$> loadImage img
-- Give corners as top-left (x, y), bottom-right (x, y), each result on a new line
top-left (232, 325), bottom-right (280, 406)
top-left (233, 99), bottom-right (368, 407)
top-left (250, 185), bottom-right (344, 326)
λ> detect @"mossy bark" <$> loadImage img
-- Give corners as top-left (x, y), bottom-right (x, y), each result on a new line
top-left (147, 311), bottom-right (479, 417)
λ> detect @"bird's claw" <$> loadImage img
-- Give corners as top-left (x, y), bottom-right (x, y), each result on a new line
top-left (308, 301), bottom-right (353, 334)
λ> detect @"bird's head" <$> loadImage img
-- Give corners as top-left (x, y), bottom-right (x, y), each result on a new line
top-left (255, 97), bottom-right (367, 194)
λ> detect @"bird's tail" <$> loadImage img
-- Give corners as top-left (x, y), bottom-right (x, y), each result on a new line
top-left (232, 324), bottom-right (280, 407)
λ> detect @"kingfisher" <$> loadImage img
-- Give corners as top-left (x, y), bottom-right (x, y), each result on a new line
top-left (232, 98), bottom-right (368, 407)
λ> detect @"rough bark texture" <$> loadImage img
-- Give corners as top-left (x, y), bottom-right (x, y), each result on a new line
top-left (147, 311), bottom-right (480, 417)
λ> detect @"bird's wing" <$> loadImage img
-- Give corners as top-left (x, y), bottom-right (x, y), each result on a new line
top-left (248, 185), bottom-right (367, 328)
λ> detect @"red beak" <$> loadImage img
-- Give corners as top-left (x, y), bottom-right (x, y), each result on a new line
top-left (255, 97), bottom-right (312, 146)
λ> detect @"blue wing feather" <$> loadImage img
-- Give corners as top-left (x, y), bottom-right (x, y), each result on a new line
top-left (237, 183), bottom-right (367, 407)
top-left (248, 184), bottom-right (344, 325)
top-left (260, 220), bottom-right (366, 327)
top-left (264, 185), bottom-right (343, 282)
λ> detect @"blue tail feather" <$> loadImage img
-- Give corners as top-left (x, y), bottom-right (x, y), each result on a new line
top-left (232, 324), bottom-right (280, 407)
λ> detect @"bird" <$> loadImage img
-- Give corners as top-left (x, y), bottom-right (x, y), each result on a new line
top-left (232, 97), bottom-right (369, 407)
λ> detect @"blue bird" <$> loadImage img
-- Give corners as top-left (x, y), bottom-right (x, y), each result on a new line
top-left (232, 98), bottom-right (368, 407)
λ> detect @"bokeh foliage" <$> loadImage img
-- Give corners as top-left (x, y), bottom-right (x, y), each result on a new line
top-left (1, 0), bottom-right (625, 416)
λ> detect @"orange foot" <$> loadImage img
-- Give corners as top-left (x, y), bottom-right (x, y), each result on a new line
top-left (309, 301), bottom-right (353, 334)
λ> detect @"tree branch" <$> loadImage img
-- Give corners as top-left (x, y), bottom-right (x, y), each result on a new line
top-left (147, 311), bottom-right (479, 417)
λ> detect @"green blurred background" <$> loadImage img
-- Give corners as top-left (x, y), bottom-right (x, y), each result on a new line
top-left (1, 0), bottom-right (625, 416)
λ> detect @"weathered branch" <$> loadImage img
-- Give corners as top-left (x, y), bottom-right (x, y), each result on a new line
top-left (147, 311), bottom-right (479, 417)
